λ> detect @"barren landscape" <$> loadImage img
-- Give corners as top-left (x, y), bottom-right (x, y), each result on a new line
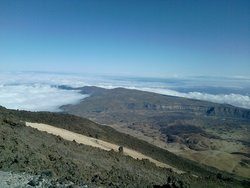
top-left (2, 106), bottom-right (249, 187)
top-left (1, 0), bottom-right (249, 187)
top-left (61, 86), bottom-right (250, 178)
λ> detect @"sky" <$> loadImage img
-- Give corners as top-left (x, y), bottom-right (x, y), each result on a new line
top-left (0, 0), bottom-right (249, 77)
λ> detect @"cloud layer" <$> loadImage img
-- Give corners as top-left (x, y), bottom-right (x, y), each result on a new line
top-left (124, 87), bottom-right (250, 109)
top-left (0, 72), bottom-right (249, 111)
top-left (0, 84), bottom-right (86, 111)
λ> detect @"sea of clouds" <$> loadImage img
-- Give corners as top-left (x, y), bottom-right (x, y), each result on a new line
top-left (0, 71), bottom-right (250, 111)
top-left (0, 84), bottom-right (87, 111)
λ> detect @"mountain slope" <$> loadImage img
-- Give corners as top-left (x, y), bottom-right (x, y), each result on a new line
top-left (0, 107), bottom-right (186, 187)
top-left (60, 86), bottom-right (250, 177)
top-left (0, 106), bottom-right (249, 187)
top-left (25, 122), bottom-right (183, 173)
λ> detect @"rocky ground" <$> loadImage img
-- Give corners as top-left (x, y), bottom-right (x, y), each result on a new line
top-left (1, 106), bottom-right (249, 188)
top-left (0, 170), bottom-right (89, 188)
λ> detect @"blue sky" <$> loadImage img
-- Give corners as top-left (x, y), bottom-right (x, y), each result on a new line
top-left (0, 0), bottom-right (249, 77)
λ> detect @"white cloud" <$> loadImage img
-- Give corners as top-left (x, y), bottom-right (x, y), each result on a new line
top-left (183, 92), bottom-right (250, 109)
top-left (0, 84), bottom-right (87, 111)
top-left (0, 71), bottom-right (249, 111)
top-left (123, 87), bottom-right (250, 109)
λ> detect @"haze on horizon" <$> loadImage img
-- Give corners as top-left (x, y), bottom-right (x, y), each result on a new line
top-left (0, 0), bottom-right (249, 78)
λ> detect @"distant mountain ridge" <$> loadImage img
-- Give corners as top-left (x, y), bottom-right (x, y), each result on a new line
top-left (62, 86), bottom-right (250, 120)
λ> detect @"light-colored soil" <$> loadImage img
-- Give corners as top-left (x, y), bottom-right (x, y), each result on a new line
top-left (25, 122), bottom-right (184, 174)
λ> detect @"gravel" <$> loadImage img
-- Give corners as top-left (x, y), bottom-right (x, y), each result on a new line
top-left (0, 171), bottom-right (89, 188)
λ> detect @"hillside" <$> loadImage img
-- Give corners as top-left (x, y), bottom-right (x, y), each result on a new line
top-left (0, 106), bottom-right (249, 187)
top-left (60, 86), bottom-right (250, 178)
top-left (0, 106), bottom-right (186, 187)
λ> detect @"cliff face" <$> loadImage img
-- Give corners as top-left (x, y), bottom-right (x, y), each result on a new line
top-left (142, 103), bottom-right (250, 119)
top-left (205, 106), bottom-right (250, 119)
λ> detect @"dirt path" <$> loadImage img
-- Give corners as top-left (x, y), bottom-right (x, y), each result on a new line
top-left (26, 122), bottom-right (184, 174)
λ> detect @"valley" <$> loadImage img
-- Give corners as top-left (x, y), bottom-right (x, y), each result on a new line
top-left (61, 86), bottom-right (250, 178)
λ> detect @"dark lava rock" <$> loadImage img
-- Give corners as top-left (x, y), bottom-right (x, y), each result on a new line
top-left (27, 178), bottom-right (39, 186)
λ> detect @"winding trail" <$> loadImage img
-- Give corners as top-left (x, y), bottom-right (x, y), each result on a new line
top-left (26, 122), bottom-right (184, 174)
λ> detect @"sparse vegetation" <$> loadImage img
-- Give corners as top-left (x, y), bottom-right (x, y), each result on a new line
top-left (60, 87), bottom-right (250, 178)
top-left (0, 105), bottom-right (249, 187)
